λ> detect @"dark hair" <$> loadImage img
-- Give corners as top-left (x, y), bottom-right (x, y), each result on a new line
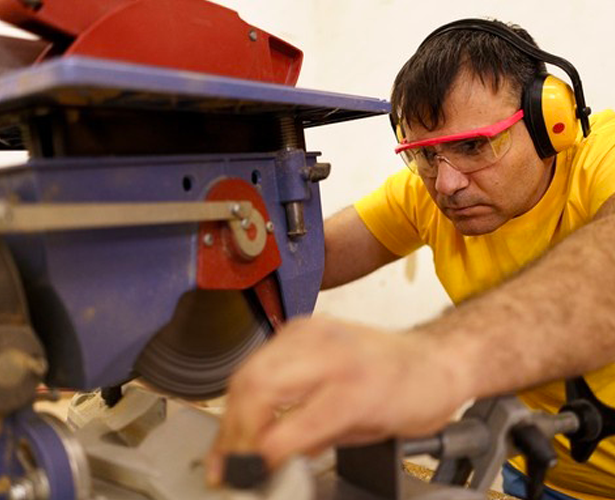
top-left (391, 19), bottom-right (547, 131)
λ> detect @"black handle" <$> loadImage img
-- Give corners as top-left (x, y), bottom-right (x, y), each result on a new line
top-left (561, 377), bottom-right (615, 462)
top-left (511, 423), bottom-right (557, 500)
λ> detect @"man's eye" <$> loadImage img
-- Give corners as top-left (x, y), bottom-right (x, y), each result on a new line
top-left (452, 138), bottom-right (489, 155)
top-left (419, 147), bottom-right (438, 161)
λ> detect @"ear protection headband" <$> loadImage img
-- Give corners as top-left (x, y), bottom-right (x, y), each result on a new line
top-left (399, 19), bottom-right (591, 159)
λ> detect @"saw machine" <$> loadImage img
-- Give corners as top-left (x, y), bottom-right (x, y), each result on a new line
top-left (0, 1), bottom-right (384, 498)
top-left (1, 2), bottom-right (614, 500)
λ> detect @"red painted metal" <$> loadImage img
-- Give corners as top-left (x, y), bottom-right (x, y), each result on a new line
top-left (253, 275), bottom-right (285, 329)
top-left (197, 178), bottom-right (281, 291)
top-left (0, 0), bottom-right (130, 38)
top-left (0, 0), bottom-right (303, 85)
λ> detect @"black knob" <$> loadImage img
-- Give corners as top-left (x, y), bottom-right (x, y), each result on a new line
top-left (562, 377), bottom-right (615, 463)
top-left (223, 453), bottom-right (269, 489)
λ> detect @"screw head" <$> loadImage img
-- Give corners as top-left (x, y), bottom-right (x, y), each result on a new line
top-left (240, 218), bottom-right (251, 229)
top-left (230, 203), bottom-right (242, 216)
top-left (20, 0), bottom-right (43, 10)
top-left (249, 30), bottom-right (258, 42)
top-left (266, 221), bottom-right (275, 233)
top-left (202, 233), bottom-right (214, 246)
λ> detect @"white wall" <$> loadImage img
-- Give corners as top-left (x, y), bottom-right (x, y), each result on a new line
top-left (2, 0), bottom-right (613, 330)
top-left (0, 21), bottom-right (33, 167)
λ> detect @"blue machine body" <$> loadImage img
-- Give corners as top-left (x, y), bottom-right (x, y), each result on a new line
top-left (0, 56), bottom-right (390, 390)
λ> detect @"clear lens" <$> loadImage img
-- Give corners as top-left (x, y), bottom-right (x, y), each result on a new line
top-left (399, 150), bottom-right (419, 174)
top-left (488, 129), bottom-right (513, 158)
top-left (402, 129), bottom-right (513, 178)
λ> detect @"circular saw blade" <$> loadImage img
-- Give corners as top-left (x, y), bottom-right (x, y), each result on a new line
top-left (135, 289), bottom-right (271, 400)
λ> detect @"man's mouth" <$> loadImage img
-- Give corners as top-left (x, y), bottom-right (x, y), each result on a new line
top-left (444, 204), bottom-right (490, 217)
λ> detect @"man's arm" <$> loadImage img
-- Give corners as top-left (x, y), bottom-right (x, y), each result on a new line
top-left (321, 206), bottom-right (400, 289)
top-left (431, 193), bottom-right (615, 399)
top-left (207, 195), bottom-right (615, 480)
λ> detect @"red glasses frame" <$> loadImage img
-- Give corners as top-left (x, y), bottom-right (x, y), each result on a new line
top-left (395, 109), bottom-right (525, 154)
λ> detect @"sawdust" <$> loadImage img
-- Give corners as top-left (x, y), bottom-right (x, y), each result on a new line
top-left (403, 461), bottom-right (520, 500)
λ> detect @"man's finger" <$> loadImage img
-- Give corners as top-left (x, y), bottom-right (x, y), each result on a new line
top-left (258, 384), bottom-right (361, 466)
top-left (206, 346), bottom-right (335, 482)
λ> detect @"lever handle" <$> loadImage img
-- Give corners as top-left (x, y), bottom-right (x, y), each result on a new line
top-left (511, 423), bottom-right (557, 500)
top-left (561, 376), bottom-right (615, 462)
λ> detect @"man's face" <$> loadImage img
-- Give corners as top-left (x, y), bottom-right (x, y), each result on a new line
top-left (403, 72), bottom-right (554, 236)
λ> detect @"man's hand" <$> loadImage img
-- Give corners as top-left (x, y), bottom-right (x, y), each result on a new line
top-left (206, 315), bottom-right (469, 485)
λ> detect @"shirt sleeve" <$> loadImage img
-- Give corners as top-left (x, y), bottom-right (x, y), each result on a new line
top-left (353, 168), bottom-right (426, 257)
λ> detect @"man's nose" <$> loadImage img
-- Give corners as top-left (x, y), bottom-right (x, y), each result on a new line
top-left (433, 157), bottom-right (470, 195)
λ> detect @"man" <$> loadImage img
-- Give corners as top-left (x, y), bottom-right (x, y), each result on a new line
top-left (208, 20), bottom-right (615, 500)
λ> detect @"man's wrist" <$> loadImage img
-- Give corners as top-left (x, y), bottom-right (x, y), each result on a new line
top-left (399, 326), bottom-right (477, 415)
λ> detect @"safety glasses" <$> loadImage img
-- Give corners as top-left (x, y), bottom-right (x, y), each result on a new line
top-left (395, 110), bottom-right (524, 178)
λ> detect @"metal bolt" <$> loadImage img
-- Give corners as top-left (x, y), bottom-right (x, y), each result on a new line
top-left (202, 233), bottom-right (214, 246)
top-left (285, 201), bottom-right (307, 238)
top-left (249, 30), bottom-right (258, 42)
top-left (9, 482), bottom-right (29, 500)
top-left (266, 221), bottom-right (275, 233)
top-left (230, 203), bottom-right (242, 217)
top-left (240, 218), bottom-right (251, 230)
top-left (19, 0), bottom-right (43, 10)
top-left (307, 162), bottom-right (332, 182)
top-left (8, 470), bottom-right (48, 500)
top-left (279, 116), bottom-right (300, 149)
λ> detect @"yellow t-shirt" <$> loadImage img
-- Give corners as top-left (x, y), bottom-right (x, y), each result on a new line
top-left (354, 110), bottom-right (615, 499)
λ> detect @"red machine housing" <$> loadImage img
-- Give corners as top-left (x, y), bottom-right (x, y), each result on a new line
top-left (0, 0), bottom-right (304, 330)
top-left (0, 0), bottom-right (303, 85)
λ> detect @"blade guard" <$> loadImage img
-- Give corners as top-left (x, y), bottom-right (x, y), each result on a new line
top-left (0, 0), bottom-right (303, 85)
top-left (197, 177), bottom-right (285, 328)
top-left (197, 177), bottom-right (281, 291)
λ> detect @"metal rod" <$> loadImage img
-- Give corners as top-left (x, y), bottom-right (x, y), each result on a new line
top-left (0, 200), bottom-right (253, 233)
top-left (534, 411), bottom-right (580, 438)
top-left (401, 437), bottom-right (442, 458)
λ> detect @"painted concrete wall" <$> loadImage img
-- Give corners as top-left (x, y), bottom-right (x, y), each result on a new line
top-left (1, 0), bottom-right (612, 330)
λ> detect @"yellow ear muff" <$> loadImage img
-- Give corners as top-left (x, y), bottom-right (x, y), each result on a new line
top-left (421, 19), bottom-right (592, 153)
top-left (542, 75), bottom-right (579, 153)
top-left (523, 73), bottom-right (580, 158)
